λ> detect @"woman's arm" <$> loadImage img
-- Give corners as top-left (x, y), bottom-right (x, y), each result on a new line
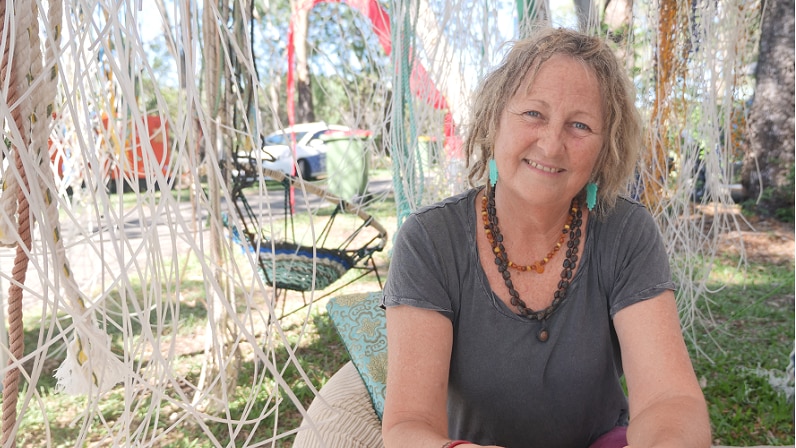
top-left (382, 304), bottom-right (453, 447)
top-left (614, 290), bottom-right (711, 448)
top-left (381, 305), bottom-right (502, 448)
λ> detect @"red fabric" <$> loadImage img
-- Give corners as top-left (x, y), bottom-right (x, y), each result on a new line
top-left (444, 441), bottom-right (471, 448)
top-left (443, 112), bottom-right (462, 159)
top-left (588, 426), bottom-right (628, 448)
top-left (286, 0), bottom-right (453, 128)
top-left (409, 60), bottom-right (448, 109)
top-left (286, 21), bottom-right (295, 125)
top-left (288, 0), bottom-right (393, 129)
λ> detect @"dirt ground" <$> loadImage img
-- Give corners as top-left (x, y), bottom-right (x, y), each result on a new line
top-left (711, 207), bottom-right (795, 266)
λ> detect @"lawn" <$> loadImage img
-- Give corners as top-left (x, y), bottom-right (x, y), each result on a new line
top-left (687, 223), bottom-right (794, 445)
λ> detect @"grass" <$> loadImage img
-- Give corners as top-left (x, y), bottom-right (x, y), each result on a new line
top-left (687, 257), bottom-right (794, 445)
top-left (202, 312), bottom-right (350, 447)
top-left (10, 255), bottom-right (350, 447)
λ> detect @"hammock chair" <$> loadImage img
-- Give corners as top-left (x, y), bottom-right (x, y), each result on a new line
top-left (223, 155), bottom-right (388, 313)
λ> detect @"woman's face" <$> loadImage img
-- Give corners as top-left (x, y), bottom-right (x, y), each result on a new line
top-left (493, 54), bottom-right (604, 208)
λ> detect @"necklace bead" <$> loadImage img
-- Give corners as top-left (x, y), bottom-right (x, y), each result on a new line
top-left (482, 194), bottom-right (574, 274)
top-left (537, 329), bottom-right (549, 342)
top-left (482, 185), bottom-right (583, 341)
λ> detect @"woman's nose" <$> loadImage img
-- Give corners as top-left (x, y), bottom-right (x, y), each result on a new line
top-left (537, 123), bottom-right (565, 155)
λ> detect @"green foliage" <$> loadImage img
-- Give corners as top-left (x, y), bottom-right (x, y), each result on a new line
top-left (307, 2), bottom-right (390, 126)
top-left (141, 39), bottom-right (182, 113)
top-left (741, 164), bottom-right (795, 223)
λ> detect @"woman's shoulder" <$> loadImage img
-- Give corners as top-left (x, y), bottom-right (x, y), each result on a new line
top-left (591, 196), bottom-right (660, 243)
top-left (407, 188), bottom-right (480, 223)
top-left (600, 196), bottom-right (654, 224)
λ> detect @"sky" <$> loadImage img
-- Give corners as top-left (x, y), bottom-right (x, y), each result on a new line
top-left (137, 0), bottom-right (579, 45)
top-left (133, 0), bottom-right (580, 95)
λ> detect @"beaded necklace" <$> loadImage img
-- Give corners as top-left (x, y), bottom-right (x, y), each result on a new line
top-left (481, 185), bottom-right (583, 342)
top-left (482, 196), bottom-right (574, 274)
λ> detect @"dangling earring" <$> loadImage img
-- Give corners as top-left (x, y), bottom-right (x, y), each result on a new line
top-left (586, 182), bottom-right (598, 211)
top-left (489, 159), bottom-right (498, 187)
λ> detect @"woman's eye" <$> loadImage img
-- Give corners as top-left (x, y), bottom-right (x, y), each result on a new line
top-left (524, 110), bottom-right (541, 118)
top-left (573, 122), bottom-right (592, 132)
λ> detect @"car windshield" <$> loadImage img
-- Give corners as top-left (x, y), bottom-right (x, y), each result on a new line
top-left (265, 131), bottom-right (309, 146)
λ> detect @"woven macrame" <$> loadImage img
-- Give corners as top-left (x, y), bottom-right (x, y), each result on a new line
top-left (257, 242), bottom-right (355, 292)
top-left (224, 166), bottom-right (385, 298)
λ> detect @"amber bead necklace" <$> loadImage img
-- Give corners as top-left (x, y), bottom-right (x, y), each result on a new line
top-left (481, 184), bottom-right (583, 342)
top-left (482, 194), bottom-right (574, 274)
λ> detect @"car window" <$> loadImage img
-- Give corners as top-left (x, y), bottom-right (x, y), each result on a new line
top-left (265, 131), bottom-right (311, 146)
top-left (293, 131), bottom-right (310, 145)
top-left (265, 133), bottom-right (288, 146)
top-left (305, 129), bottom-right (330, 145)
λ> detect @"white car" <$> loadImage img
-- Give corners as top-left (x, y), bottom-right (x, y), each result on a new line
top-left (254, 122), bottom-right (352, 180)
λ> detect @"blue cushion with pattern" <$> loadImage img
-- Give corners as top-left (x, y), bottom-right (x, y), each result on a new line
top-left (326, 291), bottom-right (387, 420)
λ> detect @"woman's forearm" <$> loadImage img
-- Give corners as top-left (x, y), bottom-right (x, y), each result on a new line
top-left (626, 395), bottom-right (711, 448)
top-left (382, 420), bottom-right (452, 448)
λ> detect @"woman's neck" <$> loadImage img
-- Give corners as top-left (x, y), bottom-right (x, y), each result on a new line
top-left (491, 185), bottom-right (575, 243)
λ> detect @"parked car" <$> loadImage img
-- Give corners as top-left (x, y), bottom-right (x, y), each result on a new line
top-left (253, 122), bottom-right (352, 180)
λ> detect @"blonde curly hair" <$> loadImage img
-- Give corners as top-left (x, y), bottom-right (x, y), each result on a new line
top-left (464, 27), bottom-right (642, 213)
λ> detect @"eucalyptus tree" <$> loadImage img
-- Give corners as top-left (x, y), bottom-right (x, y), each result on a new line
top-left (307, 2), bottom-right (391, 128)
top-left (741, 0), bottom-right (795, 220)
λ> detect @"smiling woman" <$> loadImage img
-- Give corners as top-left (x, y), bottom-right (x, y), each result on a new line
top-left (381, 27), bottom-right (711, 448)
top-left (0, 0), bottom-right (773, 445)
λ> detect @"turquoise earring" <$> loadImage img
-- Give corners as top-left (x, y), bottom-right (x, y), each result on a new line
top-left (489, 159), bottom-right (498, 187)
top-left (586, 183), bottom-right (598, 211)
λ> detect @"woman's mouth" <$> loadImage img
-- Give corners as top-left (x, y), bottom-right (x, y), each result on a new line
top-left (527, 160), bottom-right (562, 174)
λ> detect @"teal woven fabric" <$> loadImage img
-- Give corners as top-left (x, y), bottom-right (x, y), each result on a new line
top-left (326, 291), bottom-right (387, 420)
top-left (257, 243), bottom-right (353, 291)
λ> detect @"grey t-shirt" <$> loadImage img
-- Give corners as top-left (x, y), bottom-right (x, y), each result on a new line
top-left (382, 187), bottom-right (676, 448)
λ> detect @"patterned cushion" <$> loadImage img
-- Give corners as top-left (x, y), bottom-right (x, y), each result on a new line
top-left (326, 291), bottom-right (387, 420)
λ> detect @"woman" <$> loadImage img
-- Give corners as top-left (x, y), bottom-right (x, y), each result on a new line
top-left (381, 27), bottom-right (710, 448)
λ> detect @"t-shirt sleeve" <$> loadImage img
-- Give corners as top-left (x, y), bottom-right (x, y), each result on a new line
top-left (381, 211), bottom-right (456, 320)
top-left (606, 203), bottom-right (677, 317)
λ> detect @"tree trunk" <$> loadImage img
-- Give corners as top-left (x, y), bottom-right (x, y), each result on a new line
top-left (293, 2), bottom-right (315, 123)
top-left (194, 0), bottom-right (240, 411)
top-left (640, 0), bottom-right (685, 213)
top-left (603, 0), bottom-right (633, 40)
top-left (516, 0), bottom-right (550, 38)
top-left (741, 0), bottom-right (795, 219)
top-left (573, 0), bottom-right (599, 32)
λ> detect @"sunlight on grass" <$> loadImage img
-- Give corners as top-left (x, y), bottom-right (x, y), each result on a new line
top-left (688, 254), bottom-right (794, 445)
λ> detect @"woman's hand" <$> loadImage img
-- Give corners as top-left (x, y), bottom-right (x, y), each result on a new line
top-left (382, 307), bottom-right (510, 448)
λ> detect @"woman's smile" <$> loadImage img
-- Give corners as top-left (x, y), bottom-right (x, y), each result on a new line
top-left (526, 159), bottom-right (563, 174)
